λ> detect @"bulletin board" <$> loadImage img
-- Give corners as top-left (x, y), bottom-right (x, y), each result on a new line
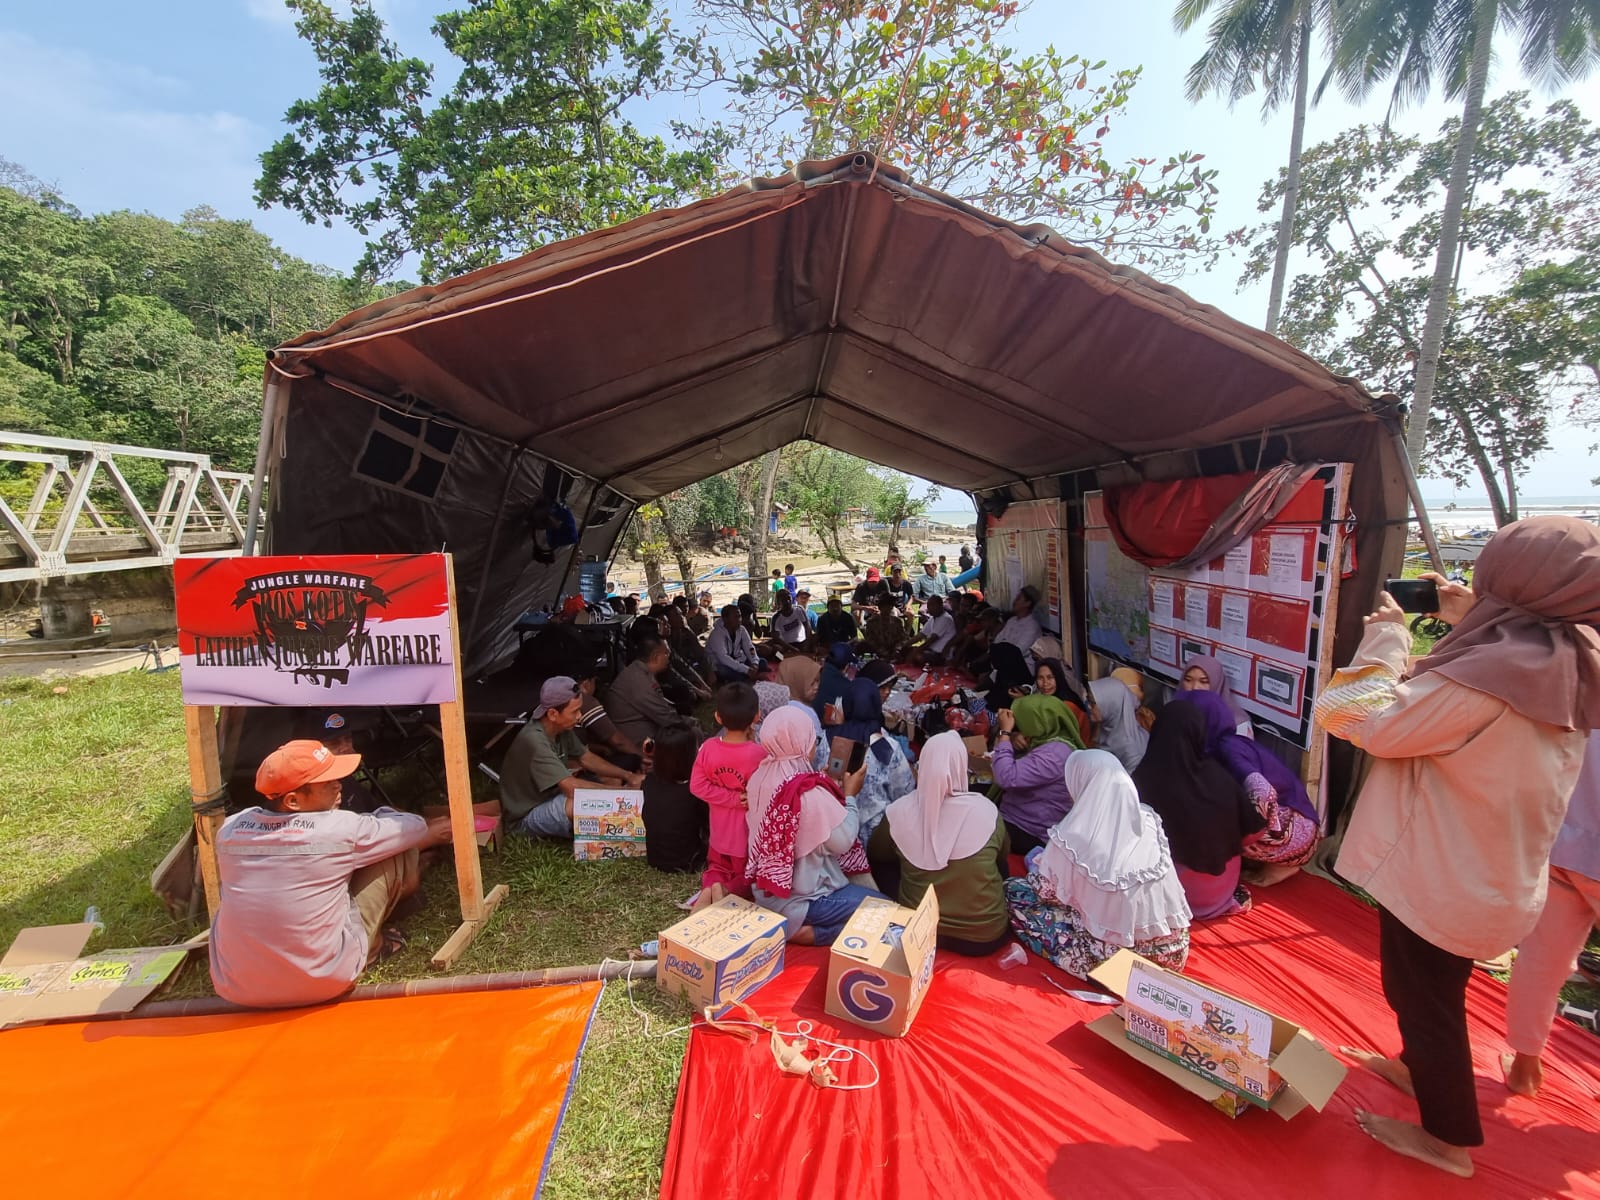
top-left (1084, 464), bottom-right (1352, 747)
top-left (984, 500), bottom-right (1068, 634)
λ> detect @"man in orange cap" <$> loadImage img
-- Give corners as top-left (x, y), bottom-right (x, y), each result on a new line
top-left (208, 740), bottom-right (451, 1008)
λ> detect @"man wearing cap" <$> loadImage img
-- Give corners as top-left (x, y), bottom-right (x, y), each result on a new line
top-left (852, 567), bottom-right (890, 612)
top-left (501, 676), bottom-right (645, 838)
top-left (814, 595), bottom-right (858, 647)
top-left (208, 740), bottom-right (452, 1008)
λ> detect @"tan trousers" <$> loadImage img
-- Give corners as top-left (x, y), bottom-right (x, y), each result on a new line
top-left (1506, 866), bottom-right (1600, 1056)
top-left (351, 847), bottom-right (421, 958)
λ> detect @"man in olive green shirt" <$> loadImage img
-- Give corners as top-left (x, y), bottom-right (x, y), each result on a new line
top-left (503, 677), bottom-right (643, 837)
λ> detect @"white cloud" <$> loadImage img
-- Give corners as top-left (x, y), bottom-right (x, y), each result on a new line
top-left (0, 30), bottom-right (367, 269)
top-left (244, 0), bottom-right (298, 25)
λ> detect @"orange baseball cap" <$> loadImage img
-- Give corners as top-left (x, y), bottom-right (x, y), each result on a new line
top-left (256, 739), bottom-right (361, 799)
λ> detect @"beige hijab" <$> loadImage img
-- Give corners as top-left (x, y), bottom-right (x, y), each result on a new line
top-left (1411, 517), bottom-right (1600, 731)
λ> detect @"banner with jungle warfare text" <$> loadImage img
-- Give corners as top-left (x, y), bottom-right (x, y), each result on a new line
top-left (173, 554), bottom-right (456, 706)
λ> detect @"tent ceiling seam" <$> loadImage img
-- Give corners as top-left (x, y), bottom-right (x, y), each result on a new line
top-left (804, 181), bottom-right (861, 440)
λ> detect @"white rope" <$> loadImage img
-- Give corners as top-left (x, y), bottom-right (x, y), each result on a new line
top-left (597, 956), bottom-right (880, 1090)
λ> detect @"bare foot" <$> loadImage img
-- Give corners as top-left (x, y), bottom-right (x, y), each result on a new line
top-left (1245, 862), bottom-right (1301, 888)
top-left (1341, 1047), bottom-right (1416, 1097)
top-left (1354, 1111), bottom-right (1474, 1178)
top-left (1500, 1050), bottom-right (1543, 1097)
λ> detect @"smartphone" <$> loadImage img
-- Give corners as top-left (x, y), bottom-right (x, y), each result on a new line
top-left (826, 736), bottom-right (867, 780)
top-left (1385, 578), bottom-right (1440, 614)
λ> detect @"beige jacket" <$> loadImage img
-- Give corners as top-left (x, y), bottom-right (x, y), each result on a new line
top-left (1315, 621), bottom-right (1586, 959)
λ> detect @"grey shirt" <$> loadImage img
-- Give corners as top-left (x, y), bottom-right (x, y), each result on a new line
top-left (607, 659), bottom-right (679, 746)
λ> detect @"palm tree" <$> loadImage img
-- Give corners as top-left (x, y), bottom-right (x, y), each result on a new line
top-left (1334, 0), bottom-right (1600, 471)
top-left (1175, 1), bottom-right (1335, 335)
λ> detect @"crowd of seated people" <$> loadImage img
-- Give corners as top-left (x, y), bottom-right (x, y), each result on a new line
top-left (484, 561), bottom-right (1335, 959)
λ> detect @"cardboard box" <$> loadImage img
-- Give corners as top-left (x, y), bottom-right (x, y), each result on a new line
top-left (962, 735), bottom-right (993, 784)
top-left (0, 924), bottom-right (192, 1028)
top-left (657, 895), bottom-right (787, 1016)
top-left (825, 888), bottom-right (939, 1038)
top-left (572, 788), bottom-right (646, 860)
top-left (1122, 959), bottom-right (1281, 1106)
top-left (1086, 949), bottom-right (1346, 1120)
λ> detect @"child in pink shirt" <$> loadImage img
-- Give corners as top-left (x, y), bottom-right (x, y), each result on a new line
top-left (691, 681), bottom-right (767, 898)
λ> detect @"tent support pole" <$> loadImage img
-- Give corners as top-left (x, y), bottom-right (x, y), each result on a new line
top-left (1392, 431), bottom-right (1445, 574)
top-left (241, 378), bottom-right (281, 555)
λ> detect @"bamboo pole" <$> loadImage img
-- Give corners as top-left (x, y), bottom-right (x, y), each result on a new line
top-left (184, 705), bottom-right (226, 916)
top-left (16, 960), bottom-right (657, 1028)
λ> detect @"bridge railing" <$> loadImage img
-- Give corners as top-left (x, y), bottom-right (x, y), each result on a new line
top-left (0, 432), bottom-right (258, 584)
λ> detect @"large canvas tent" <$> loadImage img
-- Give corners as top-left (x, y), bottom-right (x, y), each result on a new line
top-left (255, 152), bottom-right (1411, 691)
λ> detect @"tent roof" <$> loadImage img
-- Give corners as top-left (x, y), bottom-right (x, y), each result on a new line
top-left (271, 153), bottom-right (1396, 500)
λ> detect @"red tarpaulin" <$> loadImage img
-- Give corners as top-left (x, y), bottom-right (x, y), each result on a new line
top-left (660, 876), bottom-right (1600, 1200)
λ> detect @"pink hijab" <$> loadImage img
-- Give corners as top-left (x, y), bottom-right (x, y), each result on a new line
top-left (1183, 654), bottom-right (1247, 726)
top-left (746, 706), bottom-right (841, 859)
top-left (883, 730), bottom-right (999, 871)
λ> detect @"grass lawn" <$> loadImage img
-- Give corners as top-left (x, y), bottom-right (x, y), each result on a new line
top-left (0, 669), bottom-right (694, 1200)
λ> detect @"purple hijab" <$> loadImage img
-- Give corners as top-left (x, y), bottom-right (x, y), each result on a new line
top-left (1172, 690), bottom-right (1318, 826)
top-left (1182, 654), bottom-right (1248, 726)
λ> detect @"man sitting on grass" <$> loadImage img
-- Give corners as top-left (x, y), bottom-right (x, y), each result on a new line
top-left (209, 740), bottom-right (452, 1008)
top-left (502, 676), bottom-right (645, 838)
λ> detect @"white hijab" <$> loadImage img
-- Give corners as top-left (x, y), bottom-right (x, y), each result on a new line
top-left (1088, 677), bottom-right (1149, 771)
top-left (883, 730), bottom-right (999, 871)
top-left (1037, 749), bottom-right (1191, 947)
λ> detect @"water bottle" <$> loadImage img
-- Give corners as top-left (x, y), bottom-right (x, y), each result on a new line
top-left (83, 905), bottom-right (104, 933)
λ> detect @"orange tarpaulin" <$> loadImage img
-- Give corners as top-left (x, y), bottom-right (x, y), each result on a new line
top-left (2, 983), bottom-right (600, 1199)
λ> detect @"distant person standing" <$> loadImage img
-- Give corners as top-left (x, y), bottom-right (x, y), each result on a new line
top-left (783, 563), bottom-right (799, 596)
top-left (1502, 730), bottom-right (1600, 1097)
top-left (958, 545), bottom-right (975, 574)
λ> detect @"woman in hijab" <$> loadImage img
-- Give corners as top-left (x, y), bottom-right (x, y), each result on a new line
top-left (1089, 675), bottom-right (1149, 771)
top-left (1132, 702), bottom-right (1265, 920)
top-left (1180, 654), bottom-right (1253, 737)
top-left (1315, 518), bottom-right (1600, 1178)
top-left (775, 654), bottom-right (822, 707)
top-left (745, 707), bottom-right (887, 945)
top-left (1174, 690), bottom-right (1319, 883)
top-left (1006, 749), bottom-right (1192, 977)
top-left (871, 730), bottom-right (1010, 955)
top-left (985, 642), bottom-right (1035, 713)
top-left (1033, 657), bottom-right (1096, 744)
top-left (833, 662), bottom-right (916, 845)
top-left (1111, 666), bottom-right (1157, 731)
top-left (992, 694), bottom-right (1085, 855)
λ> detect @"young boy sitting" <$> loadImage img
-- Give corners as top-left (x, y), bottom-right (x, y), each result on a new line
top-left (690, 682), bottom-right (767, 899)
top-left (208, 740), bottom-right (452, 1008)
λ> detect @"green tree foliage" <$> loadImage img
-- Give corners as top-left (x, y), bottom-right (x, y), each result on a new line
top-left (1330, 0), bottom-right (1600, 470)
top-left (685, 0), bottom-right (1220, 274)
top-left (868, 469), bottom-right (940, 554)
top-left (1175, 1), bottom-right (1334, 331)
top-left (1241, 93), bottom-right (1600, 525)
top-left (783, 446), bottom-right (876, 571)
top-left (257, 0), bottom-right (725, 282)
top-left (0, 164), bottom-right (363, 473)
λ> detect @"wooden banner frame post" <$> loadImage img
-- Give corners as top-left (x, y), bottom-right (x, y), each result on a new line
top-left (1300, 469), bottom-right (1354, 815)
top-left (180, 552), bottom-right (507, 972)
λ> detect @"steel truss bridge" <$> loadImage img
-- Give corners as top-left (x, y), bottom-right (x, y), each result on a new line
top-left (0, 432), bottom-right (256, 585)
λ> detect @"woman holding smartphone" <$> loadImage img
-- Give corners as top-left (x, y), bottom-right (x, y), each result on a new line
top-left (1314, 517), bottom-right (1600, 1178)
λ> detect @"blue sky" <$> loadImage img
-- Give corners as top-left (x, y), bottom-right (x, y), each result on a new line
top-left (5, 0), bottom-right (1599, 501)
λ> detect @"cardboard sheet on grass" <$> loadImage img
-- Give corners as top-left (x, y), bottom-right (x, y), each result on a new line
top-left (0, 983), bottom-right (600, 1200)
top-left (661, 875), bottom-right (1600, 1200)
top-left (0, 924), bottom-right (190, 1027)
